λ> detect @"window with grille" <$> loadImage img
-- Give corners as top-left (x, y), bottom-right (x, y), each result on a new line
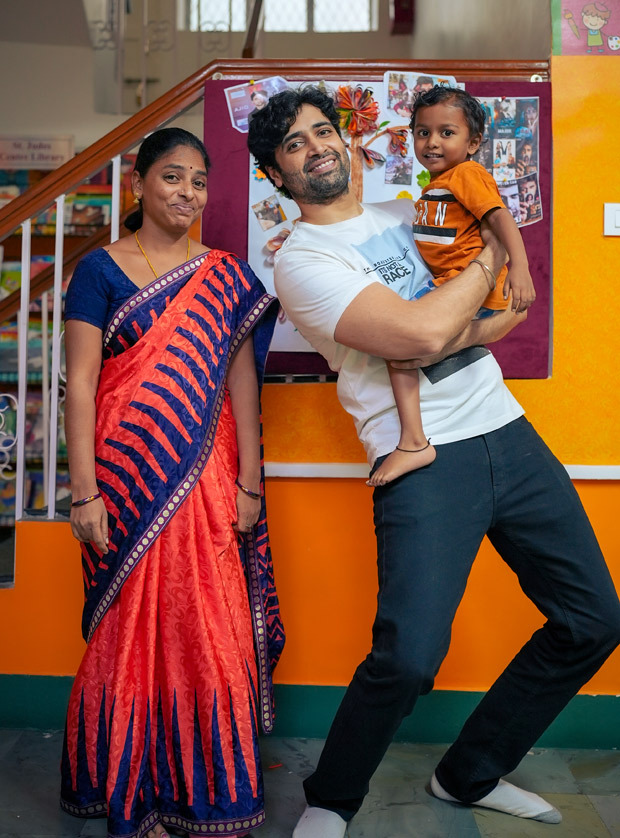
top-left (179, 0), bottom-right (377, 33)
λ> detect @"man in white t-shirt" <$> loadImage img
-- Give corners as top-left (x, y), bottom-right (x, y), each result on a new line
top-left (248, 87), bottom-right (620, 838)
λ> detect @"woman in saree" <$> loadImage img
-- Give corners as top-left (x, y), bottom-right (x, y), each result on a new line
top-left (60, 128), bottom-right (283, 838)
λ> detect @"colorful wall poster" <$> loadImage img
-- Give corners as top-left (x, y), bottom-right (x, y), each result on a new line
top-left (384, 71), bottom-right (460, 119)
top-left (473, 97), bottom-right (542, 226)
top-left (224, 76), bottom-right (289, 133)
top-left (553, 0), bottom-right (620, 55)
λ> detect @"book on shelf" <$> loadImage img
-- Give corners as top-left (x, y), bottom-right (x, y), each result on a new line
top-left (0, 256), bottom-right (70, 313)
top-left (1, 154), bottom-right (137, 237)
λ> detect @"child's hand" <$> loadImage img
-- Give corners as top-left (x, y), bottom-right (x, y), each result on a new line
top-left (504, 265), bottom-right (536, 314)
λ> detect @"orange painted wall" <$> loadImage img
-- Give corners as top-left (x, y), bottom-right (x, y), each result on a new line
top-left (0, 522), bottom-right (85, 675)
top-left (265, 479), bottom-right (620, 694)
top-left (2, 56), bottom-right (620, 697)
top-left (2, 478), bottom-right (619, 695)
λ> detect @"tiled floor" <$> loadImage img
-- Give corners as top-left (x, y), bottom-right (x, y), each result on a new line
top-left (1, 730), bottom-right (619, 837)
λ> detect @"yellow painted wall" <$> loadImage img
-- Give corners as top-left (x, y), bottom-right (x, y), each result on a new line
top-left (510, 56), bottom-right (620, 463)
top-left (2, 56), bottom-right (620, 697)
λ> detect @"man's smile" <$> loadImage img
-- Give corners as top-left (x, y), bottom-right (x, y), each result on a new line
top-left (305, 153), bottom-right (340, 174)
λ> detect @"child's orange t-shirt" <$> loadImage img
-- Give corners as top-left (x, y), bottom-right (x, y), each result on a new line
top-left (412, 160), bottom-right (508, 310)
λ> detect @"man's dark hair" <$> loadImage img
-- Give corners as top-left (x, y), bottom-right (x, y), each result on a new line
top-left (409, 85), bottom-right (486, 140)
top-left (247, 86), bottom-right (342, 199)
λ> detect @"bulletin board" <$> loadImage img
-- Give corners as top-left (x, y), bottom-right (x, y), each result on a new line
top-left (202, 77), bottom-right (551, 379)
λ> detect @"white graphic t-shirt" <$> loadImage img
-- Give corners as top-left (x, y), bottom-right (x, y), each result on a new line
top-left (274, 199), bottom-right (523, 466)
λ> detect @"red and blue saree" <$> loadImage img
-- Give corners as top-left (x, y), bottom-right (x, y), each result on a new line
top-left (60, 250), bottom-right (284, 838)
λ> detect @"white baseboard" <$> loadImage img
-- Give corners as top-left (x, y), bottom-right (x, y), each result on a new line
top-left (264, 462), bottom-right (620, 480)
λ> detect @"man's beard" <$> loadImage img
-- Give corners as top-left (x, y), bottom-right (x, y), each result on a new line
top-left (281, 151), bottom-right (350, 205)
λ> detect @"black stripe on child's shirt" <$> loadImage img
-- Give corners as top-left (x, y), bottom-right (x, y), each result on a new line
top-left (412, 225), bottom-right (458, 238)
top-left (422, 192), bottom-right (458, 202)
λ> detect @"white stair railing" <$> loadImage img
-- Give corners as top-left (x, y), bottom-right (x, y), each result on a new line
top-left (7, 154), bottom-right (125, 523)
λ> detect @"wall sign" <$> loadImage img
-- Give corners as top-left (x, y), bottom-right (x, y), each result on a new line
top-left (0, 136), bottom-right (74, 171)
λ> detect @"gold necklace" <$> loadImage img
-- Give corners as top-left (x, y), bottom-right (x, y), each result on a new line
top-left (135, 231), bottom-right (190, 279)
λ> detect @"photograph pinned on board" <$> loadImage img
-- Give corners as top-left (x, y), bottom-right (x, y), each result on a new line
top-left (473, 139), bottom-right (494, 171)
top-left (224, 76), bottom-right (289, 133)
top-left (492, 138), bottom-right (516, 182)
top-left (515, 137), bottom-right (538, 177)
top-left (515, 98), bottom-right (540, 141)
top-left (384, 71), bottom-right (459, 118)
top-left (385, 155), bottom-right (414, 185)
top-left (480, 99), bottom-right (495, 135)
top-left (252, 194), bottom-right (287, 231)
top-left (493, 98), bottom-right (517, 137)
top-left (498, 180), bottom-right (522, 224)
top-left (517, 173), bottom-right (543, 224)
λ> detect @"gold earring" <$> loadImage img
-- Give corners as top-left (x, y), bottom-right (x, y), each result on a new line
top-left (133, 195), bottom-right (140, 204)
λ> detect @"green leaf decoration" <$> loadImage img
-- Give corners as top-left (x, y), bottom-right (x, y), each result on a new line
top-left (416, 169), bottom-right (431, 188)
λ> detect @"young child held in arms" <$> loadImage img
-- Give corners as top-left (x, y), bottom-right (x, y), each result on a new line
top-left (368, 86), bottom-right (536, 487)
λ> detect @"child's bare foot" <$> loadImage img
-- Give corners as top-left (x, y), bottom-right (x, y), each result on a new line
top-left (367, 440), bottom-right (436, 487)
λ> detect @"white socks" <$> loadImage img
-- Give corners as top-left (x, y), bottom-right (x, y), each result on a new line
top-left (292, 806), bottom-right (348, 838)
top-left (290, 777), bottom-right (560, 835)
top-left (431, 773), bottom-right (562, 824)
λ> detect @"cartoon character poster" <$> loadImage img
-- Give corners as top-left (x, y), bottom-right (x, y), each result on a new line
top-left (554, 0), bottom-right (620, 54)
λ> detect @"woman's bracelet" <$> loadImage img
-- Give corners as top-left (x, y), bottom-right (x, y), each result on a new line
top-left (71, 492), bottom-right (101, 508)
top-left (235, 479), bottom-right (260, 500)
top-left (471, 258), bottom-right (496, 292)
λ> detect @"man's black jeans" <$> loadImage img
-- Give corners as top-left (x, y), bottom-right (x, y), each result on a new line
top-left (304, 417), bottom-right (620, 819)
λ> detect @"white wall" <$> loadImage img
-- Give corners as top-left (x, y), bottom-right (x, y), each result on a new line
top-left (0, 0), bottom-right (90, 47)
top-left (0, 43), bottom-right (124, 153)
top-left (0, 41), bottom-right (203, 153)
top-left (0, 0), bottom-right (551, 151)
top-left (409, 0), bottom-right (550, 60)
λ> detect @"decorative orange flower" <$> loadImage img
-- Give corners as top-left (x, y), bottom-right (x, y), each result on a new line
top-left (335, 85), bottom-right (380, 136)
top-left (333, 84), bottom-right (409, 201)
top-left (387, 127), bottom-right (409, 157)
top-left (360, 146), bottom-right (385, 168)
